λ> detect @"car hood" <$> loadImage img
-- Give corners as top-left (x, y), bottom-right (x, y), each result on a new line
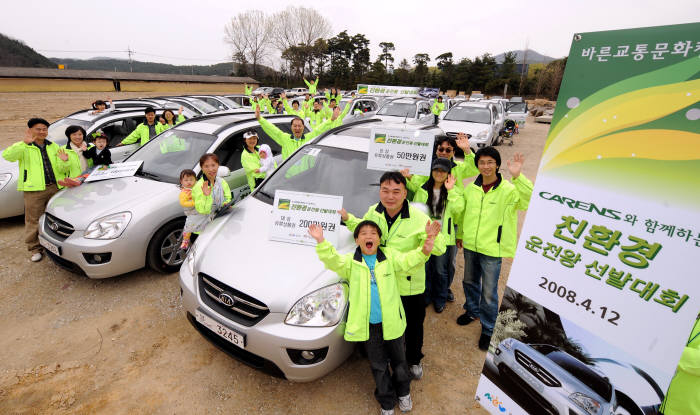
top-left (438, 120), bottom-right (492, 137)
top-left (194, 196), bottom-right (356, 314)
top-left (46, 176), bottom-right (176, 229)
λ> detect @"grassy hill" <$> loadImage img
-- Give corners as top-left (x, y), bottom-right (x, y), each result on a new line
top-left (494, 49), bottom-right (557, 64)
top-left (0, 33), bottom-right (55, 68)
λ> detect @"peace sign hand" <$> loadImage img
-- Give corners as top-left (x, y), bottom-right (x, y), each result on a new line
top-left (507, 153), bottom-right (524, 179)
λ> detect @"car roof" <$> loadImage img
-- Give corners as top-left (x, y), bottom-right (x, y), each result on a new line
top-left (65, 107), bottom-right (180, 122)
top-left (456, 101), bottom-right (492, 109)
top-left (174, 113), bottom-right (296, 135)
top-left (313, 119), bottom-right (443, 152)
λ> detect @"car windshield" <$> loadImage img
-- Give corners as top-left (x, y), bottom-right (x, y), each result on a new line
top-left (126, 129), bottom-right (216, 184)
top-left (254, 145), bottom-right (383, 216)
top-left (378, 102), bottom-right (416, 118)
top-left (48, 118), bottom-right (91, 145)
top-left (184, 98), bottom-right (219, 114)
top-left (471, 94), bottom-right (484, 99)
top-left (507, 103), bottom-right (527, 113)
top-left (444, 106), bottom-right (491, 123)
top-left (534, 347), bottom-right (613, 401)
top-left (215, 96), bottom-right (242, 109)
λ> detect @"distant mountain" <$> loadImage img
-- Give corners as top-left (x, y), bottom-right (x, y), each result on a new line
top-left (494, 50), bottom-right (558, 64)
top-left (0, 33), bottom-right (55, 68)
top-left (50, 57), bottom-right (274, 78)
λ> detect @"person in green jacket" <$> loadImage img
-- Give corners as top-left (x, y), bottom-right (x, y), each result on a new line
top-left (2, 118), bottom-right (71, 262)
top-left (301, 93), bottom-right (314, 113)
top-left (326, 100), bottom-right (354, 129)
top-left (409, 158), bottom-right (463, 314)
top-left (191, 153), bottom-right (232, 216)
top-left (303, 77), bottom-right (319, 94)
top-left (255, 105), bottom-right (335, 160)
top-left (431, 96), bottom-right (445, 124)
top-left (119, 107), bottom-right (159, 146)
top-left (280, 93), bottom-right (305, 117)
top-left (309, 219), bottom-right (441, 415)
top-left (156, 107), bottom-right (185, 134)
top-left (307, 100), bottom-right (328, 128)
top-left (244, 84), bottom-right (252, 96)
top-left (453, 147), bottom-right (532, 351)
top-left (240, 130), bottom-right (276, 191)
top-left (661, 314), bottom-right (700, 415)
top-left (340, 171), bottom-right (447, 381)
top-left (403, 133), bottom-right (479, 303)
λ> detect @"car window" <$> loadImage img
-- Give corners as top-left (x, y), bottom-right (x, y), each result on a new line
top-left (378, 102), bottom-right (417, 118)
top-left (213, 132), bottom-right (244, 172)
top-left (127, 129), bottom-right (217, 184)
top-left (96, 116), bottom-right (142, 147)
top-left (507, 103), bottom-right (528, 113)
top-left (254, 145), bottom-right (382, 217)
top-left (199, 97), bottom-right (223, 110)
top-left (443, 107), bottom-right (491, 123)
top-left (48, 118), bottom-right (91, 145)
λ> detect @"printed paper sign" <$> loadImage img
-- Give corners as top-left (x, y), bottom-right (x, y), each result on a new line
top-left (270, 190), bottom-right (343, 247)
top-left (475, 22), bottom-right (700, 415)
top-left (367, 128), bottom-right (435, 176)
top-left (83, 161), bottom-right (143, 182)
top-left (358, 84), bottom-right (422, 97)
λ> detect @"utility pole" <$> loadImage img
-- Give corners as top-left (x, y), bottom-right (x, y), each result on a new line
top-left (518, 39), bottom-right (529, 96)
top-left (127, 46), bottom-right (134, 72)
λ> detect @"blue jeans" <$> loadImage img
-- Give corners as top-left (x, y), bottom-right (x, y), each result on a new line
top-left (462, 248), bottom-right (502, 336)
top-left (425, 245), bottom-right (455, 308)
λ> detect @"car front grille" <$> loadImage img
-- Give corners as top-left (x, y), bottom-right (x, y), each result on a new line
top-left (44, 213), bottom-right (75, 240)
top-left (515, 349), bottom-right (562, 387)
top-left (198, 273), bottom-right (270, 327)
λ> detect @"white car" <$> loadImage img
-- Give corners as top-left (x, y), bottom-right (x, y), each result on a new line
top-left (485, 99), bottom-right (507, 135)
top-left (506, 101), bottom-right (528, 129)
top-left (438, 101), bottom-right (501, 153)
top-left (372, 98), bottom-right (435, 125)
top-left (285, 87), bottom-right (309, 98)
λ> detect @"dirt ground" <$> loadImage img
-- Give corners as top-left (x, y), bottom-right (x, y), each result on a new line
top-left (0, 92), bottom-right (551, 415)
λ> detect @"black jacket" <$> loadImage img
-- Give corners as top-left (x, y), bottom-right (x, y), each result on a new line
top-left (84, 146), bottom-right (112, 166)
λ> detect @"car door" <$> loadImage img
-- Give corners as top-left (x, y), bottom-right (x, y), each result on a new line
top-left (92, 115), bottom-right (143, 162)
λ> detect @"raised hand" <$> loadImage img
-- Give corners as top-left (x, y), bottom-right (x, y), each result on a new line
top-left (425, 220), bottom-right (442, 239)
top-left (57, 148), bottom-right (68, 161)
top-left (255, 105), bottom-right (261, 120)
top-left (308, 223), bottom-right (325, 243)
top-left (280, 92), bottom-right (286, 100)
top-left (331, 106), bottom-right (341, 121)
top-left (80, 142), bottom-right (88, 152)
top-left (507, 153), bottom-right (524, 179)
top-left (399, 168), bottom-right (412, 180)
top-left (178, 106), bottom-right (183, 115)
top-left (202, 180), bottom-right (211, 196)
top-left (456, 132), bottom-right (471, 152)
top-left (338, 208), bottom-right (348, 222)
top-left (159, 117), bottom-right (166, 125)
top-left (23, 129), bottom-right (34, 144)
top-left (445, 174), bottom-right (456, 190)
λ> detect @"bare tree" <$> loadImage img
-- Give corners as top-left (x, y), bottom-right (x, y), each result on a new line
top-left (224, 10), bottom-right (271, 77)
top-left (270, 6), bottom-right (331, 78)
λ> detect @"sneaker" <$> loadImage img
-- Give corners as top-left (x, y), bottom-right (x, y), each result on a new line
top-left (478, 333), bottom-right (492, 351)
top-left (398, 394), bottom-right (413, 412)
top-left (30, 252), bottom-right (43, 262)
top-left (380, 408), bottom-right (394, 415)
top-left (434, 303), bottom-right (445, 313)
top-left (447, 290), bottom-right (455, 302)
top-left (456, 313), bottom-right (475, 326)
top-left (409, 363), bottom-right (423, 380)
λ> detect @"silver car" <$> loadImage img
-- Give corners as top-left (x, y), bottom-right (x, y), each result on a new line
top-left (372, 97), bottom-right (435, 125)
top-left (0, 107), bottom-right (196, 219)
top-left (439, 101), bottom-right (500, 153)
top-left (506, 101), bottom-right (528, 129)
top-left (493, 338), bottom-right (618, 415)
top-left (37, 113), bottom-right (298, 278)
top-left (180, 119), bottom-right (446, 381)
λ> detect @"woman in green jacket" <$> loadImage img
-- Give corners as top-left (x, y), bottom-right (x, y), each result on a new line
top-left (59, 125), bottom-right (94, 179)
top-left (191, 153), bottom-right (232, 216)
top-left (410, 158), bottom-right (463, 313)
top-left (240, 130), bottom-right (276, 191)
top-left (156, 107), bottom-right (185, 134)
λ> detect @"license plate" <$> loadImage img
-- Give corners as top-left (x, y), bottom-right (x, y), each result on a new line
top-left (195, 310), bottom-right (245, 349)
top-left (39, 236), bottom-right (61, 256)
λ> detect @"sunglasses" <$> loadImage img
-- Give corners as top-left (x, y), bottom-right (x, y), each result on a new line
top-left (437, 147), bottom-right (454, 153)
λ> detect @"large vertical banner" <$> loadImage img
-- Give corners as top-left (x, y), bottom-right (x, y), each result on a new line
top-left (475, 23), bottom-right (699, 415)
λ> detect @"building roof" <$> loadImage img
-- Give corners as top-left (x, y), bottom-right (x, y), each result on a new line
top-left (0, 67), bottom-right (258, 84)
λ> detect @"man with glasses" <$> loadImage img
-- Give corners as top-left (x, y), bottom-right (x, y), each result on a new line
top-left (453, 147), bottom-right (532, 351)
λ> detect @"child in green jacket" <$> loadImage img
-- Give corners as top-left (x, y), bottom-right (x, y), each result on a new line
top-left (309, 219), bottom-right (440, 415)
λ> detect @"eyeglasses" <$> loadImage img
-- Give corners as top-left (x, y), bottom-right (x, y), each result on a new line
top-left (437, 147), bottom-right (453, 153)
top-left (478, 160), bottom-right (497, 166)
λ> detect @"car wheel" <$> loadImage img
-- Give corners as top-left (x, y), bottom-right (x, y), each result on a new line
top-left (146, 218), bottom-right (186, 273)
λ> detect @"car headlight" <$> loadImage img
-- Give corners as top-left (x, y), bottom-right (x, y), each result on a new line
top-left (0, 173), bottom-right (12, 191)
top-left (285, 283), bottom-right (347, 327)
top-left (569, 392), bottom-right (601, 415)
top-left (186, 242), bottom-right (197, 276)
top-left (501, 338), bottom-right (515, 350)
top-left (477, 130), bottom-right (488, 139)
top-left (84, 212), bottom-right (132, 240)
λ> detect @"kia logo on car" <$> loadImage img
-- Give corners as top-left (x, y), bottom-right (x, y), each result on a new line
top-left (218, 292), bottom-right (235, 307)
top-left (49, 221), bottom-right (59, 231)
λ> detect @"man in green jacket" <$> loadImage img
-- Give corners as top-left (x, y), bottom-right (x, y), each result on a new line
top-left (431, 96), bottom-right (445, 124)
top-left (454, 147), bottom-right (533, 351)
top-left (303, 77), bottom-right (319, 94)
top-left (661, 314), bottom-right (700, 415)
top-left (310, 219), bottom-right (440, 415)
top-left (341, 171), bottom-right (447, 380)
top-left (255, 105), bottom-right (336, 160)
top-left (2, 118), bottom-right (71, 262)
top-left (119, 107), bottom-right (159, 146)
top-left (280, 93), bottom-right (305, 117)
top-left (244, 84), bottom-right (252, 96)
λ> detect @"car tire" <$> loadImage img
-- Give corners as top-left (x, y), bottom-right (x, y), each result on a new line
top-left (146, 218), bottom-right (187, 274)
